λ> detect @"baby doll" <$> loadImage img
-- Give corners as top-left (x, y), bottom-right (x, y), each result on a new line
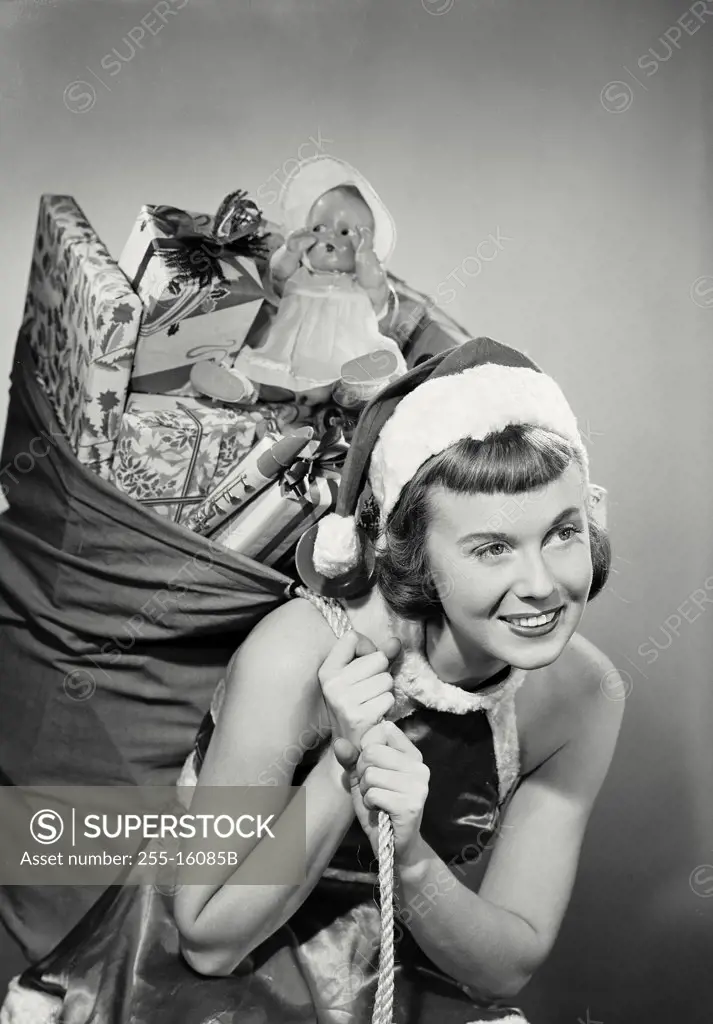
top-left (191, 158), bottom-right (406, 408)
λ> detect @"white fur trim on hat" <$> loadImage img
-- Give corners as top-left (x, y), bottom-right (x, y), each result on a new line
top-left (280, 156), bottom-right (397, 263)
top-left (312, 512), bottom-right (360, 577)
top-left (369, 363), bottom-right (589, 524)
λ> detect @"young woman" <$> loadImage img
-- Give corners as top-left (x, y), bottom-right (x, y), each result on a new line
top-left (2, 337), bottom-right (624, 1024)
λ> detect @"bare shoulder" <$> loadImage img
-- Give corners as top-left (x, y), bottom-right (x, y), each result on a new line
top-left (226, 596), bottom-right (339, 680)
top-left (525, 630), bottom-right (622, 703)
top-left (200, 598), bottom-right (339, 788)
top-left (556, 631), bottom-right (624, 701)
top-left (517, 632), bottom-right (626, 776)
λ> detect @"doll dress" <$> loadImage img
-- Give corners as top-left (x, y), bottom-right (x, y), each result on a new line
top-left (2, 589), bottom-right (530, 1024)
top-left (233, 265), bottom-right (407, 392)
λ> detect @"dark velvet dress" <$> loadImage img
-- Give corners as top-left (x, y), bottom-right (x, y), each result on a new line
top-left (1, 592), bottom-right (530, 1024)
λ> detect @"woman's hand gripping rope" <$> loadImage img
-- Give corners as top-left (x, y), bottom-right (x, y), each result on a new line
top-left (318, 630), bottom-right (431, 1023)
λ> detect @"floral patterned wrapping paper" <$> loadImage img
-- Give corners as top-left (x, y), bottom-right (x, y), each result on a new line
top-left (118, 204), bottom-right (271, 395)
top-left (108, 395), bottom-right (308, 525)
top-left (21, 194), bottom-right (143, 478)
top-left (109, 395), bottom-right (271, 524)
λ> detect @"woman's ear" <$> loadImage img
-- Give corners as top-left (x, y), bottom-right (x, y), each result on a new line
top-left (587, 517), bottom-right (611, 602)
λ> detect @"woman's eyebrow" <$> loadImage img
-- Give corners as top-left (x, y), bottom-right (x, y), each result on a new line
top-left (456, 505), bottom-right (583, 545)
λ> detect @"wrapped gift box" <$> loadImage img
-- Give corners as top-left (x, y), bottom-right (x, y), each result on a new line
top-left (211, 431), bottom-right (346, 564)
top-left (212, 472), bottom-right (339, 566)
top-left (109, 394), bottom-right (270, 524)
top-left (119, 204), bottom-right (272, 395)
top-left (21, 194), bottom-right (143, 477)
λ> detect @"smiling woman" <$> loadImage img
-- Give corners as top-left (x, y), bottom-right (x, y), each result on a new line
top-left (2, 338), bottom-right (622, 1024)
top-left (373, 433), bottom-right (609, 680)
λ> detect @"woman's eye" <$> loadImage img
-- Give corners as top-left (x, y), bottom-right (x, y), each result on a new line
top-left (554, 524), bottom-right (582, 543)
top-left (473, 542), bottom-right (509, 561)
top-left (313, 224), bottom-right (326, 232)
top-left (340, 228), bottom-right (351, 236)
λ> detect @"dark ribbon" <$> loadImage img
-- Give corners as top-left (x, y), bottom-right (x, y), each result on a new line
top-left (281, 427), bottom-right (348, 502)
top-left (134, 192), bottom-right (271, 292)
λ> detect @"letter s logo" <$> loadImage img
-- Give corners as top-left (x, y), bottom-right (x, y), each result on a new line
top-left (30, 809), bottom-right (65, 844)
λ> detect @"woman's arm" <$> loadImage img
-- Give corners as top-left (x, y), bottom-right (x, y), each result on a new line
top-left (173, 598), bottom-right (354, 975)
top-left (180, 743), bottom-right (355, 977)
top-left (392, 645), bottom-right (626, 1001)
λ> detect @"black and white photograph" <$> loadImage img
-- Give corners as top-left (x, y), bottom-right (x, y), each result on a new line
top-left (0, 1), bottom-right (710, 1022)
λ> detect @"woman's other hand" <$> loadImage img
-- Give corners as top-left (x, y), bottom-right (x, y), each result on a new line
top-left (318, 631), bottom-right (401, 760)
top-left (350, 720), bottom-right (430, 860)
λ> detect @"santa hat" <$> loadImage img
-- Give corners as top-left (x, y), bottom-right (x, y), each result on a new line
top-left (306, 337), bottom-right (592, 584)
top-left (280, 155), bottom-right (397, 263)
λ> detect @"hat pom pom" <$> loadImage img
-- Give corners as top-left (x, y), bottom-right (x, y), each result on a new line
top-left (0, 976), bottom-right (62, 1023)
top-left (312, 513), bottom-right (360, 578)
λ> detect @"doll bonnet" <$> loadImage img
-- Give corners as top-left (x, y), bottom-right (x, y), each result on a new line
top-left (280, 155), bottom-right (397, 263)
top-left (306, 337), bottom-right (595, 584)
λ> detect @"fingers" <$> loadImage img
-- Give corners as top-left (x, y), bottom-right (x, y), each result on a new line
top-left (357, 757), bottom-right (430, 802)
top-left (354, 633), bottom-right (379, 659)
top-left (323, 652), bottom-right (390, 692)
top-left (366, 691), bottom-right (395, 721)
top-left (332, 737), bottom-right (359, 770)
top-left (353, 633), bottom-right (400, 665)
top-left (382, 721), bottom-right (421, 756)
top-left (355, 742), bottom-right (405, 776)
top-left (317, 630), bottom-right (366, 678)
top-left (381, 636), bottom-right (402, 664)
top-left (319, 637), bottom-right (399, 690)
top-left (360, 721), bottom-right (422, 758)
top-left (361, 788), bottom-right (424, 815)
top-left (349, 672), bottom-right (394, 705)
top-left (358, 721), bottom-right (393, 749)
top-left (317, 633), bottom-right (402, 753)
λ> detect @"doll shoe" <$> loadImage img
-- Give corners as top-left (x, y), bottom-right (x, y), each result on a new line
top-left (333, 349), bottom-right (403, 408)
top-left (190, 360), bottom-right (259, 405)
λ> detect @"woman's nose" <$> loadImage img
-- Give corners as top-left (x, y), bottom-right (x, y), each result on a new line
top-left (512, 552), bottom-right (556, 600)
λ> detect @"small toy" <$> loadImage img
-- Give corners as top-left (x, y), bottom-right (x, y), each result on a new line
top-left (192, 158), bottom-right (407, 408)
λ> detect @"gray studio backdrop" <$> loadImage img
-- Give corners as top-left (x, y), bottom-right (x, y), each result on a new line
top-left (0, 1), bottom-right (711, 1021)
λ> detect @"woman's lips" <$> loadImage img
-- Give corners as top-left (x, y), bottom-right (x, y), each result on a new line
top-left (499, 606), bottom-right (563, 638)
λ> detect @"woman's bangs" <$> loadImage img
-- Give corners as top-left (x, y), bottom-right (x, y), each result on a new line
top-left (420, 426), bottom-right (575, 496)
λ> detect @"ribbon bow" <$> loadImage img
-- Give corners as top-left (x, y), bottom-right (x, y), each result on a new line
top-left (149, 191), bottom-right (271, 291)
top-left (282, 426), bottom-right (349, 501)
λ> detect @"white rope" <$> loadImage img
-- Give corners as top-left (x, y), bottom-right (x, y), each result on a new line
top-left (296, 587), bottom-right (395, 1024)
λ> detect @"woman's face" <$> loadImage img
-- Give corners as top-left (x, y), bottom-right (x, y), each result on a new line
top-left (425, 462), bottom-right (592, 672)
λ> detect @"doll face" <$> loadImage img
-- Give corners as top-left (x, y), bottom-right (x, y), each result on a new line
top-left (305, 187), bottom-right (375, 273)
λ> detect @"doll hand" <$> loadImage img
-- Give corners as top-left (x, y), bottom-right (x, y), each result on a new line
top-left (286, 228), bottom-right (317, 254)
top-left (350, 721), bottom-right (430, 861)
top-left (355, 225), bottom-right (375, 255)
